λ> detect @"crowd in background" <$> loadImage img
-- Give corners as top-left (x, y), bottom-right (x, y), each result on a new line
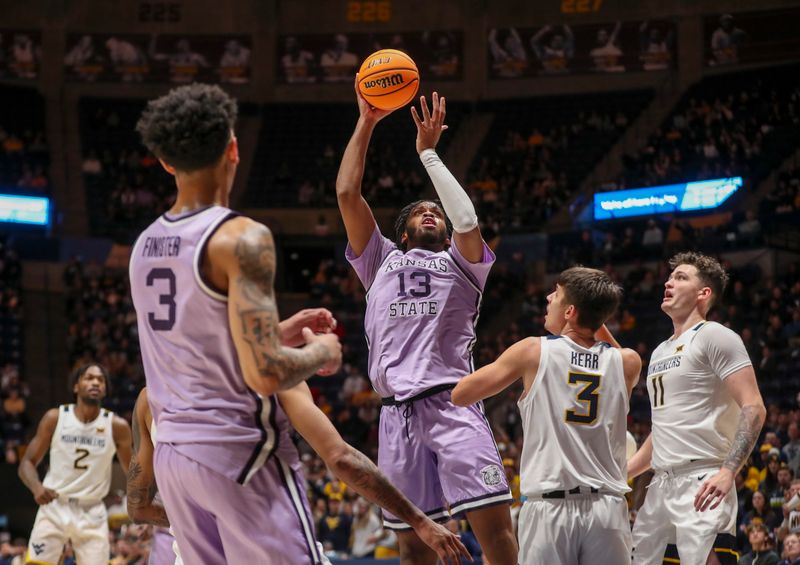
top-left (0, 236), bottom-right (27, 467)
top-left (0, 126), bottom-right (48, 192)
top-left (616, 68), bottom-right (800, 191)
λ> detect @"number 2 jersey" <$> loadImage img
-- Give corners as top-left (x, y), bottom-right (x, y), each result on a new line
top-left (42, 404), bottom-right (116, 504)
top-left (346, 225), bottom-right (495, 401)
top-left (647, 321), bottom-right (752, 471)
top-left (130, 206), bottom-right (302, 485)
top-left (518, 336), bottom-right (630, 497)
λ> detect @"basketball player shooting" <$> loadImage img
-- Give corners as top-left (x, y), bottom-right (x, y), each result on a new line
top-left (18, 363), bottom-right (132, 565)
top-left (336, 79), bottom-right (517, 564)
top-left (627, 253), bottom-right (766, 565)
top-left (452, 267), bottom-right (641, 564)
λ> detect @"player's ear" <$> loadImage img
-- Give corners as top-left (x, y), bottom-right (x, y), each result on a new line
top-left (564, 304), bottom-right (576, 321)
top-left (227, 134), bottom-right (239, 165)
top-left (158, 159), bottom-right (176, 177)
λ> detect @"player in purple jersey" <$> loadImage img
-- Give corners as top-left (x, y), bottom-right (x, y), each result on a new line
top-left (130, 84), bottom-right (467, 564)
top-left (130, 83), bottom-right (344, 563)
top-left (336, 79), bottom-right (517, 564)
top-left (128, 384), bottom-right (469, 565)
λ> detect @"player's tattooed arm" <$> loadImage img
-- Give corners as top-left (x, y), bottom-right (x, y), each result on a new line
top-left (126, 391), bottom-right (169, 528)
top-left (229, 222), bottom-right (341, 395)
top-left (722, 404), bottom-right (763, 474)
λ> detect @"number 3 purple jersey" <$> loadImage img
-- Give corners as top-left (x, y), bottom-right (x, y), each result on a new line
top-left (130, 206), bottom-right (291, 484)
top-left (346, 226), bottom-right (495, 401)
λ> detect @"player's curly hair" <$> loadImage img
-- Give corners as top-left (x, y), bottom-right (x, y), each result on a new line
top-left (557, 266), bottom-right (622, 331)
top-left (669, 252), bottom-right (729, 310)
top-left (393, 200), bottom-right (453, 252)
top-left (136, 83), bottom-right (238, 172)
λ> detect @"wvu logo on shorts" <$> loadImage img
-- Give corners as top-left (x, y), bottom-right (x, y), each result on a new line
top-left (480, 464), bottom-right (503, 486)
top-left (675, 345), bottom-right (684, 353)
top-left (32, 542), bottom-right (45, 555)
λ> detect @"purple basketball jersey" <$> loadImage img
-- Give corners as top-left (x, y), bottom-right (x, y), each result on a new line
top-left (346, 225), bottom-right (494, 400)
top-left (130, 206), bottom-right (291, 484)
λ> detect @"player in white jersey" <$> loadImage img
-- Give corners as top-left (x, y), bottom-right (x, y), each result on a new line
top-left (18, 363), bottom-right (132, 565)
top-left (628, 252), bottom-right (766, 565)
top-left (453, 266), bottom-right (642, 564)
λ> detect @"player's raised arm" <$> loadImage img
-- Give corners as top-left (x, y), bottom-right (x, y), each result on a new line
top-left (412, 93), bottom-right (484, 263)
top-left (278, 384), bottom-right (472, 565)
top-left (210, 216), bottom-right (342, 396)
top-left (335, 75), bottom-right (394, 256)
top-left (126, 389), bottom-right (169, 527)
top-left (18, 409), bottom-right (60, 505)
top-left (452, 337), bottom-right (541, 406)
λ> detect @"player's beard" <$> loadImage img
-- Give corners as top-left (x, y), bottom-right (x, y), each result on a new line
top-left (80, 393), bottom-right (102, 406)
top-left (406, 225), bottom-right (447, 251)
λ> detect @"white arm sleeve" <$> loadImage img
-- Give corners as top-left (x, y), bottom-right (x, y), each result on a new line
top-left (419, 149), bottom-right (478, 234)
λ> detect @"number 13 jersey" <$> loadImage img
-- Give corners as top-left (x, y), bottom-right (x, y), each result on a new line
top-left (130, 206), bottom-right (299, 485)
top-left (518, 336), bottom-right (630, 497)
top-left (647, 321), bottom-right (752, 471)
top-left (346, 226), bottom-right (495, 401)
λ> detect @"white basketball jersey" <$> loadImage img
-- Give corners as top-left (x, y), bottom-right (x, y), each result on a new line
top-left (647, 321), bottom-right (752, 470)
top-left (519, 336), bottom-right (630, 496)
top-left (42, 404), bottom-right (117, 503)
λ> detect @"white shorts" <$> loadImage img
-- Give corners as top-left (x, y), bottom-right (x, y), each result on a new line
top-left (518, 493), bottom-right (631, 565)
top-left (631, 466), bottom-right (737, 565)
top-left (26, 498), bottom-right (108, 565)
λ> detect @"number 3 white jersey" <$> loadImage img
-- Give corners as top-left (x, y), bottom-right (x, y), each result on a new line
top-left (42, 404), bottom-right (117, 503)
top-left (518, 336), bottom-right (630, 497)
top-left (647, 321), bottom-right (752, 471)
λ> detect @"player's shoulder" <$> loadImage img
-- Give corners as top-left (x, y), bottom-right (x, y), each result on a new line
top-left (207, 216), bottom-right (273, 264)
top-left (41, 407), bottom-right (61, 424)
top-left (695, 320), bottom-right (741, 343)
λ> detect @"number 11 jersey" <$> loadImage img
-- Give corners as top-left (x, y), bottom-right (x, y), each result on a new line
top-left (130, 206), bottom-right (295, 485)
top-left (647, 321), bottom-right (752, 471)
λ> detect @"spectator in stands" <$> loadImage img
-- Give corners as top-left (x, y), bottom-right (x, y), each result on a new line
top-left (317, 496), bottom-right (352, 558)
top-left (739, 522), bottom-right (779, 565)
top-left (780, 532), bottom-right (800, 565)
top-left (349, 498), bottom-right (382, 558)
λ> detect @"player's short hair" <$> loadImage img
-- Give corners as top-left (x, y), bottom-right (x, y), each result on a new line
top-left (557, 266), bottom-right (622, 331)
top-left (669, 252), bottom-right (729, 310)
top-left (393, 200), bottom-right (453, 252)
top-left (136, 83), bottom-right (238, 172)
top-left (71, 362), bottom-right (110, 395)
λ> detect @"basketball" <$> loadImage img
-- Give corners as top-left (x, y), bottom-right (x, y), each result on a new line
top-left (357, 49), bottom-right (419, 111)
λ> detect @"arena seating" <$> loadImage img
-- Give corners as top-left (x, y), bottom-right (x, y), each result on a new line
top-left (245, 101), bottom-right (466, 208)
top-left (0, 85), bottom-right (49, 193)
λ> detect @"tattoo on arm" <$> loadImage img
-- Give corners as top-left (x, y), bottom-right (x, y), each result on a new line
top-left (126, 456), bottom-right (170, 528)
top-left (234, 226), bottom-right (331, 389)
top-left (131, 409), bottom-right (141, 455)
top-left (333, 446), bottom-right (423, 527)
top-left (723, 405), bottom-right (764, 474)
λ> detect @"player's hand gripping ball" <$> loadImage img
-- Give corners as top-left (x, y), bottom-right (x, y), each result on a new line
top-left (357, 49), bottom-right (419, 111)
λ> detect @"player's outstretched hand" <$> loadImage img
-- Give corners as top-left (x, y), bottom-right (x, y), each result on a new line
top-left (33, 486), bottom-right (58, 505)
top-left (354, 74), bottom-right (394, 124)
top-left (694, 468), bottom-right (734, 512)
top-left (411, 92), bottom-right (448, 154)
top-left (302, 328), bottom-right (342, 376)
top-left (415, 519), bottom-right (472, 565)
top-left (281, 308), bottom-right (337, 347)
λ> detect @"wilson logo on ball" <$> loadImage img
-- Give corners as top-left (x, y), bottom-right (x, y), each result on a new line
top-left (363, 73), bottom-right (405, 90)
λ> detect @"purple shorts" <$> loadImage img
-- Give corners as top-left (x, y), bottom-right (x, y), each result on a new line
top-left (378, 388), bottom-right (512, 530)
top-left (148, 527), bottom-right (176, 565)
top-left (154, 443), bottom-right (323, 564)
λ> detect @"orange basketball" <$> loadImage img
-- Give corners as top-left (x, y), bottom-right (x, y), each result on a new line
top-left (358, 49), bottom-right (419, 111)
